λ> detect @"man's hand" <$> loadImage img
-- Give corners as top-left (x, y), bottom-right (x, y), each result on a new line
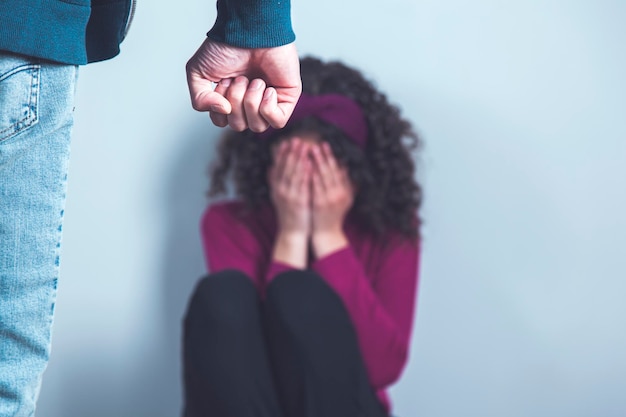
top-left (186, 38), bottom-right (301, 132)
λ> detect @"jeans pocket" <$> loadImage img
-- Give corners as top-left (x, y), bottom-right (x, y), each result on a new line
top-left (0, 63), bottom-right (40, 143)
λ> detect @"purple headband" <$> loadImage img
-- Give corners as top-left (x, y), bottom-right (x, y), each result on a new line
top-left (258, 94), bottom-right (368, 148)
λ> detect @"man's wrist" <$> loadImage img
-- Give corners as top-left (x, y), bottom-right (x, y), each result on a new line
top-left (207, 0), bottom-right (296, 49)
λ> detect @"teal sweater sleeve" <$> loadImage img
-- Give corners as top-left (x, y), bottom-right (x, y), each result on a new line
top-left (0, 0), bottom-right (91, 64)
top-left (0, 0), bottom-right (133, 65)
top-left (207, 0), bottom-right (295, 48)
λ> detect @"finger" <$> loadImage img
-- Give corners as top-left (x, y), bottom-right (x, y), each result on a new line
top-left (289, 143), bottom-right (311, 194)
top-left (272, 140), bottom-right (291, 183)
top-left (186, 70), bottom-right (232, 114)
top-left (209, 111), bottom-right (228, 128)
top-left (271, 138), bottom-right (287, 160)
top-left (254, 42), bottom-right (302, 128)
top-left (244, 79), bottom-right (271, 133)
top-left (283, 139), bottom-right (302, 181)
top-left (225, 76), bottom-right (250, 132)
top-left (297, 158), bottom-right (312, 200)
top-left (259, 86), bottom-right (301, 129)
top-left (338, 166), bottom-right (352, 190)
top-left (311, 167), bottom-right (325, 206)
top-left (337, 166), bottom-right (355, 199)
top-left (322, 142), bottom-right (340, 182)
top-left (311, 144), bottom-right (334, 190)
top-left (208, 78), bottom-right (232, 127)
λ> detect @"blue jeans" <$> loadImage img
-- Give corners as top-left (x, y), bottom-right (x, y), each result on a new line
top-left (0, 51), bottom-right (78, 417)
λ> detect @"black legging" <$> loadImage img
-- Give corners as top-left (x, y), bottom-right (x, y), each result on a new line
top-left (182, 269), bottom-right (388, 417)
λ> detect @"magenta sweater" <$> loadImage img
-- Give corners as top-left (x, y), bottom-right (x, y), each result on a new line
top-left (200, 200), bottom-right (421, 413)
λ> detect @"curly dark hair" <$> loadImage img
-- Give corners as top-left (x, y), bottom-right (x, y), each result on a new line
top-left (208, 56), bottom-right (423, 240)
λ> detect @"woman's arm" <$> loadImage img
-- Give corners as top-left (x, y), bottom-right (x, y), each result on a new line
top-left (311, 236), bottom-right (420, 390)
top-left (201, 202), bottom-right (264, 282)
top-left (307, 142), bottom-right (421, 389)
top-left (265, 139), bottom-right (313, 282)
top-left (271, 232), bottom-right (308, 269)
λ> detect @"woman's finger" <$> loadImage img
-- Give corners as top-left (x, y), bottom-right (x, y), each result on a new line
top-left (271, 140), bottom-right (290, 184)
top-left (296, 157), bottom-right (312, 200)
top-left (338, 166), bottom-right (354, 197)
top-left (283, 139), bottom-right (302, 182)
top-left (311, 166), bottom-right (325, 206)
top-left (311, 143), bottom-right (334, 190)
top-left (288, 142), bottom-right (310, 194)
top-left (321, 142), bottom-right (341, 186)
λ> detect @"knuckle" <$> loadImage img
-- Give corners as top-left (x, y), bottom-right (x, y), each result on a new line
top-left (249, 124), bottom-right (269, 133)
top-left (185, 60), bottom-right (194, 73)
top-left (210, 112), bottom-right (227, 124)
top-left (191, 99), bottom-right (204, 111)
top-left (271, 118), bottom-right (287, 129)
top-left (243, 93), bottom-right (257, 108)
top-left (229, 121), bottom-right (248, 132)
top-left (228, 91), bottom-right (245, 102)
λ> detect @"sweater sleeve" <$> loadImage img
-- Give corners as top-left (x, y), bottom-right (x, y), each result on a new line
top-left (200, 204), bottom-right (264, 283)
top-left (311, 239), bottom-right (420, 389)
top-left (207, 0), bottom-right (295, 48)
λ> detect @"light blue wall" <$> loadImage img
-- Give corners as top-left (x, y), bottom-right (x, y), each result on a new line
top-left (37, 1), bottom-right (626, 416)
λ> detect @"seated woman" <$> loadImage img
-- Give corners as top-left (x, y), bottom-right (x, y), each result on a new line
top-left (183, 56), bottom-right (423, 417)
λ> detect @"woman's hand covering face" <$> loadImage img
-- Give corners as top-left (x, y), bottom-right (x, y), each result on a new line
top-left (268, 138), bottom-right (313, 236)
top-left (269, 138), bottom-right (355, 238)
top-left (309, 142), bottom-right (355, 235)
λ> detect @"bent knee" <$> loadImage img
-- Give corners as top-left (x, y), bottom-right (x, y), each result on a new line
top-left (265, 269), bottom-right (345, 325)
top-left (184, 270), bottom-right (258, 327)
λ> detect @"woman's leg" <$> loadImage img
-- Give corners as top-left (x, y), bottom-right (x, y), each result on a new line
top-left (182, 270), bottom-right (283, 417)
top-left (263, 270), bottom-right (388, 417)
